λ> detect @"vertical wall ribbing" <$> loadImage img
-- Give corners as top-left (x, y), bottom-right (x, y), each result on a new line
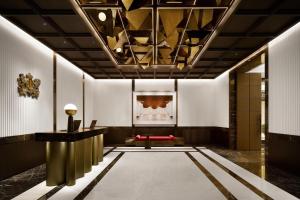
top-left (269, 22), bottom-right (300, 136)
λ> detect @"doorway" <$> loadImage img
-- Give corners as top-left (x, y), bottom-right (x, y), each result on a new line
top-left (229, 53), bottom-right (267, 151)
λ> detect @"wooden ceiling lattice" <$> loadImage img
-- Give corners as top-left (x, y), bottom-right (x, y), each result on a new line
top-left (0, 0), bottom-right (300, 79)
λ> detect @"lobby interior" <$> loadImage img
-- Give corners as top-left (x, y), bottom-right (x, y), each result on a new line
top-left (1, 0), bottom-right (300, 199)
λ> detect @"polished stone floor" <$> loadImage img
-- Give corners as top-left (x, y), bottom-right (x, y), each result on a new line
top-left (211, 146), bottom-right (300, 198)
top-left (1, 146), bottom-right (300, 200)
top-left (0, 164), bottom-right (45, 200)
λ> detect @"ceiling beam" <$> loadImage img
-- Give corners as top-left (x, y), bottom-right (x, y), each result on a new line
top-left (23, 0), bottom-right (110, 78)
top-left (219, 32), bottom-right (275, 38)
top-left (55, 48), bottom-right (103, 52)
top-left (200, 58), bottom-right (238, 62)
top-left (0, 9), bottom-right (75, 16)
top-left (136, 69), bottom-right (141, 79)
top-left (199, 0), bottom-right (284, 78)
top-left (70, 58), bottom-right (112, 62)
top-left (34, 32), bottom-right (92, 38)
top-left (207, 47), bottom-right (252, 52)
top-left (235, 9), bottom-right (300, 16)
top-left (81, 66), bottom-right (115, 69)
top-left (81, 4), bottom-right (227, 9)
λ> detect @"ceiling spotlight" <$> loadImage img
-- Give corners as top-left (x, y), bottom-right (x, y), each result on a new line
top-left (116, 47), bottom-right (122, 53)
top-left (98, 12), bottom-right (106, 22)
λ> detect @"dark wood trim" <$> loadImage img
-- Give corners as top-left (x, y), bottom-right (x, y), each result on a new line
top-left (264, 49), bottom-right (269, 150)
top-left (175, 79), bottom-right (178, 127)
top-left (268, 132), bottom-right (300, 176)
top-left (0, 134), bottom-right (35, 145)
top-left (0, 134), bottom-right (45, 181)
top-left (82, 73), bottom-right (85, 128)
top-left (104, 127), bottom-right (229, 147)
top-left (53, 52), bottom-right (57, 131)
top-left (132, 79), bottom-right (135, 127)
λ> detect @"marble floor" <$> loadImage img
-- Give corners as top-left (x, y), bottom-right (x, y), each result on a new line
top-left (211, 146), bottom-right (300, 198)
top-left (1, 146), bottom-right (300, 200)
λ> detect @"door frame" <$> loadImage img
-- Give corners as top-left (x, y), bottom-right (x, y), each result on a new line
top-left (228, 50), bottom-right (269, 150)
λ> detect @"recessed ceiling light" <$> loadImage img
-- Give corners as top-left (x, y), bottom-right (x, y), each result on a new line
top-left (98, 12), bottom-right (106, 22)
top-left (116, 47), bottom-right (122, 53)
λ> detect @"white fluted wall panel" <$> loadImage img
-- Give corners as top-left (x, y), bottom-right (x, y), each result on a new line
top-left (135, 79), bottom-right (175, 91)
top-left (56, 55), bottom-right (83, 130)
top-left (84, 73), bottom-right (95, 127)
top-left (0, 16), bottom-right (53, 137)
top-left (269, 22), bottom-right (300, 136)
top-left (93, 80), bottom-right (132, 126)
top-left (214, 72), bottom-right (229, 128)
top-left (178, 80), bottom-right (215, 126)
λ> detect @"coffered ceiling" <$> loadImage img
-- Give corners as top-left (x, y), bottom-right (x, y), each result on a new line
top-left (0, 0), bottom-right (300, 79)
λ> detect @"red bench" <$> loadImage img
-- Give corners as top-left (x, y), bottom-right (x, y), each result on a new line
top-left (135, 135), bottom-right (175, 141)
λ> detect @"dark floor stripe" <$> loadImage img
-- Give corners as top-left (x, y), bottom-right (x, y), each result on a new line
top-left (74, 152), bottom-right (125, 200)
top-left (185, 152), bottom-right (237, 200)
top-left (193, 147), bottom-right (273, 200)
top-left (104, 147), bottom-right (116, 156)
top-left (37, 184), bottom-right (65, 200)
top-left (35, 147), bottom-right (116, 200)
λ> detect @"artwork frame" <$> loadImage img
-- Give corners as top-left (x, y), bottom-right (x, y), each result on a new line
top-left (133, 91), bottom-right (176, 126)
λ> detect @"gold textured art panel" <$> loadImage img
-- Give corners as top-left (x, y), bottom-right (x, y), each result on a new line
top-left (17, 73), bottom-right (41, 99)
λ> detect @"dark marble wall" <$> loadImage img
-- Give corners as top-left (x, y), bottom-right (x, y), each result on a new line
top-left (267, 132), bottom-right (300, 176)
top-left (104, 127), bottom-right (229, 147)
top-left (0, 134), bottom-right (45, 181)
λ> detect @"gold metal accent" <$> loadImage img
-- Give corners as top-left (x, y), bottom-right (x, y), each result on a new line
top-left (75, 140), bottom-right (85, 179)
top-left (17, 73), bottom-right (41, 99)
top-left (70, 0), bottom-right (241, 70)
top-left (46, 142), bottom-right (66, 186)
top-left (65, 109), bottom-right (77, 116)
top-left (45, 133), bottom-right (104, 186)
top-left (98, 134), bottom-right (104, 162)
top-left (66, 142), bottom-right (76, 186)
top-left (84, 137), bottom-right (93, 173)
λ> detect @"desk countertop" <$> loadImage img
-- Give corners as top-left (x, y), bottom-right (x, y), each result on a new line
top-left (35, 127), bottom-right (107, 142)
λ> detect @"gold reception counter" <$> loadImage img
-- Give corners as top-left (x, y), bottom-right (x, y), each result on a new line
top-left (35, 127), bottom-right (107, 186)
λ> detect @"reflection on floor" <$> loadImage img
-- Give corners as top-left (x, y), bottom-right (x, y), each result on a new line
top-left (211, 146), bottom-right (300, 198)
top-left (1, 147), bottom-right (300, 200)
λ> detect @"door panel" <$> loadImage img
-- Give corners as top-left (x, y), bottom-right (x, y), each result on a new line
top-left (250, 74), bottom-right (261, 150)
top-left (237, 73), bottom-right (261, 150)
top-left (237, 74), bottom-right (250, 150)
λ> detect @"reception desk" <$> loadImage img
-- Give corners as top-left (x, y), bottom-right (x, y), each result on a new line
top-left (35, 127), bottom-right (107, 186)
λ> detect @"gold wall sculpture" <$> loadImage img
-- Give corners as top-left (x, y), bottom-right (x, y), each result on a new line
top-left (17, 73), bottom-right (41, 99)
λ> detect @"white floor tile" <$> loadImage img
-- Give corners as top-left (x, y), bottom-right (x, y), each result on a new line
top-left (12, 181), bottom-right (55, 200)
top-left (85, 152), bottom-right (226, 200)
top-left (114, 147), bottom-right (197, 152)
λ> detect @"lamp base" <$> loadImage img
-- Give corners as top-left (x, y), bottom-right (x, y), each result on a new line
top-left (67, 116), bottom-right (74, 132)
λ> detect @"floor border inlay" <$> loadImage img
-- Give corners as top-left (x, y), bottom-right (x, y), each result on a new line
top-left (185, 152), bottom-right (237, 200)
top-left (193, 147), bottom-right (273, 200)
top-left (74, 152), bottom-right (125, 200)
top-left (36, 184), bottom-right (65, 200)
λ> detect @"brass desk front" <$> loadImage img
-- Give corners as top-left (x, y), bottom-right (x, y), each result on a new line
top-left (36, 127), bottom-right (107, 186)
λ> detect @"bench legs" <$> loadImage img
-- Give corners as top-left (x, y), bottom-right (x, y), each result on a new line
top-left (145, 136), bottom-right (151, 149)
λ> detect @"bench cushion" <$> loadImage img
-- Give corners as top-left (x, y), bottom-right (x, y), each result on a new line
top-left (135, 135), bottom-right (175, 141)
